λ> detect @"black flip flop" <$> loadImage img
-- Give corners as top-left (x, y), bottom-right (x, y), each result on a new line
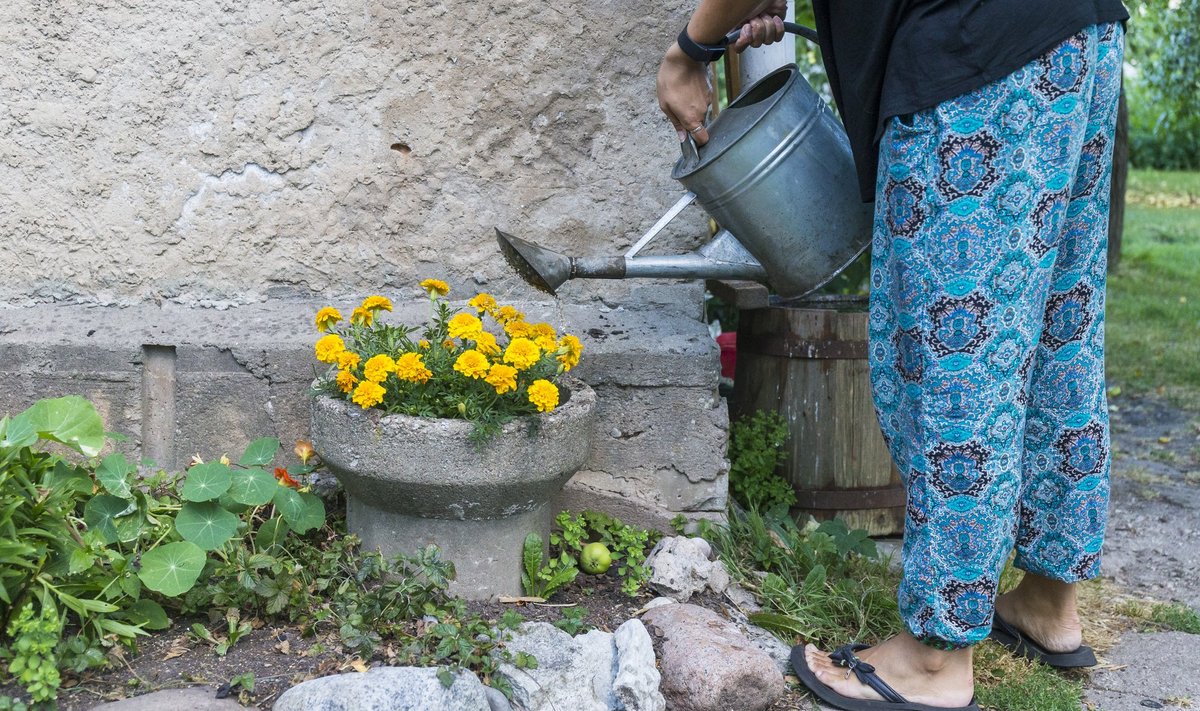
top-left (791, 643), bottom-right (982, 711)
top-left (988, 614), bottom-right (1097, 668)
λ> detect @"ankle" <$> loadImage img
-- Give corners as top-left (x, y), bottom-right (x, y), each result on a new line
top-left (896, 633), bottom-right (972, 674)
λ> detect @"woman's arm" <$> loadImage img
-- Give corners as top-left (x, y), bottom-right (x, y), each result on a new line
top-left (657, 0), bottom-right (787, 144)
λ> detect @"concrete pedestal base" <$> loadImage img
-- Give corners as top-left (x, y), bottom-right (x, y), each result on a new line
top-left (348, 497), bottom-right (548, 600)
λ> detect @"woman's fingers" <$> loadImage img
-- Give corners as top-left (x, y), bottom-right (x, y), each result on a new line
top-left (732, 13), bottom-right (787, 51)
top-left (656, 45), bottom-right (713, 145)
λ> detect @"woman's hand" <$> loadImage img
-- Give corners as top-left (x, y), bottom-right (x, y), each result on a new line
top-left (656, 43), bottom-right (713, 145)
top-left (655, 0), bottom-right (788, 145)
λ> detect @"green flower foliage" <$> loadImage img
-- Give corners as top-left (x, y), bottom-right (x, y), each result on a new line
top-left (728, 410), bottom-right (797, 513)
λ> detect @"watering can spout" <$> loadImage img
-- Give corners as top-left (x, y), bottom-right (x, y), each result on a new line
top-left (495, 228), bottom-right (766, 296)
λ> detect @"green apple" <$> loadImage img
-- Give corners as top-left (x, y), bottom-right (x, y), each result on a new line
top-left (580, 542), bottom-right (612, 574)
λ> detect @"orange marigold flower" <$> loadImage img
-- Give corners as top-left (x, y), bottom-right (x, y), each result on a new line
top-left (361, 295), bottom-right (393, 312)
top-left (351, 306), bottom-right (374, 327)
top-left (336, 368), bottom-right (359, 393)
top-left (448, 312), bottom-right (483, 340)
top-left (468, 293), bottom-right (498, 314)
top-left (527, 379), bottom-right (559, 413)
top-left (420, 278), bottom-right (450, 297)
top-left (470, 331), bottom-right (502, 357)
top-left (453, 349), bottom-right (490, 379)
top-left (336, 350), bottom-right (361, 370)
top-left (315, 334), bottom-right (346, 363)
top-left (394, 352), bottom-right (432, 383)
top-left (556, 334), bottom-right (583, 372)
top-left (274, 467), bottom-right (301, 489)
top-left (363, 354), bottom-right (396, 383)
top-left (315, 307), bottom-right (343, 332)
top-left (485, 363), bottom-right (518, 394)
top-left (492, 305), bottom-right (524, 324)
top-left (503, 337), bottom-right (541, 371)
top-left (352, 380), bottom-right (386, 409)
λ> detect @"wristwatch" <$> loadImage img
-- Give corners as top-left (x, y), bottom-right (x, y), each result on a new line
top-left (677, 25), bottom-right (728, 64)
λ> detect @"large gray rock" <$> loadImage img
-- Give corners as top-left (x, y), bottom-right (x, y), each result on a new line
top-left (724, 604), bottom-right (794, 676)
top-left (494, 622), bottom-right (617, 711)
top-left (613, 619), bottom-right (666, 711)
top-left (642, 603), bottom-right (785, 711)
top-left (646, 536), bottom-right (728, 602)
top-left (272, 667), bottom-right (492, 711)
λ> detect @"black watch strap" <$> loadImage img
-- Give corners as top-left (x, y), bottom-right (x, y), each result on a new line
top-left (677, 26), bottom-right (727, 64)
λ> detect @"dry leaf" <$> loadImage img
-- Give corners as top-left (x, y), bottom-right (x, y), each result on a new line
top-left (275, 639), bottom-right (291, 655)
top-left (163, 638), bottom-right (190, 661)
top-left (350, 659), bottom-right (369, 673)
top-left (498, 595), bottom-right (546, 604)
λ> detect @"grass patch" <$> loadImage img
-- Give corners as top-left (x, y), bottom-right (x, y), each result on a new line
top-left (1107, 169), bottom-right (1200, 402)
top-left (973, 641), bottom-right (1085, 711)
top-left (1116, 599), bottom-right (1200, 634)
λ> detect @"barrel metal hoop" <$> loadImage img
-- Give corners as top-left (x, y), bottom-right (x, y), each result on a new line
top-left (741, 334), bottom-right (867, 359)
top-left (793, 485), bottom-right (906, 510)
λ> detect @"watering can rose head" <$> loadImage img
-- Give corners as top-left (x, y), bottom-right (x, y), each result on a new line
top-left (311, 283), bottom-right (583, 442)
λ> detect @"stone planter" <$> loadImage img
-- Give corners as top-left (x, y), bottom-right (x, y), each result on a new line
top-left (310, 375), bottom-right (596, 600)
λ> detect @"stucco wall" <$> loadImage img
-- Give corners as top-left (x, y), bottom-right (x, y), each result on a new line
top-left (0, 0), bottom-right (707, 308)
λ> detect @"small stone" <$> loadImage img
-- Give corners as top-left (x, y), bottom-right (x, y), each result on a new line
top-left (87, 687), bottom-right (249, 711)
top-left (493, 622), bottom-right (617, 711)
top-left (647, 536), bottom-right (716, 602)
top-left (473, 271), bottom-right (488, 285)
top-left (707, 562), bottom-right (730, 594)
top-left (482, 685), bottom-right (513, 711)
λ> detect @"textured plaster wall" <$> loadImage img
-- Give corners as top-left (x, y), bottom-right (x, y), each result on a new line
top-left (0, 0), bottom-right (707, 309)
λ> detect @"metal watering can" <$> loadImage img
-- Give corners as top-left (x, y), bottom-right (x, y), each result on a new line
top-left (497, 27), bottom-right (872, 298)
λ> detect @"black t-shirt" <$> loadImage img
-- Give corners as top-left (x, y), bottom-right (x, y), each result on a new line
top-left (811, 0), bottom-right (1130, 202)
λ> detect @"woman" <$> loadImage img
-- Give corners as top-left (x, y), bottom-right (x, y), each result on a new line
top-left (657, 2), bottom-right (1128, 710)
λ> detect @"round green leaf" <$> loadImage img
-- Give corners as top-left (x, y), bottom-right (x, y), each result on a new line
top-left (227, 467), bottom-right (278, 506)
top-left (175, 501), bottom-right (239, 550)
top-left (127, 599), bottom-right (171, 630)
top-left (96, 453), bottom-right (134, 499)
top-left (20, 395), bottom-right (105, 456)
top-left (181, 462), bottom-right (232, 502)
top-left (84, 495), bottom-right (144, 544)
top-left (272, 486), bottom-right (306, 530)
top-left (239, 437), bottom-right (280, 467)
top-left (255, 516), bottom-right (290, 552)
top-left (137, 541), bottom-right (205, 597)
top-left (294, 492), bottom-right (326, 534)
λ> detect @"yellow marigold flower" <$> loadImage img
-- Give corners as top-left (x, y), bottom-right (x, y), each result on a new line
top-left (470, 330), bottom-right (502, 357)
top-left (363, 354), bottom-right (396, 383)
top-left (351, 306), bottom-right (375, 327)
top-left (418, 339), bottom-right (431, 350)
top-left (453, 349), bottom-right (490, 379)
top-left (493, 305), bottom-right (524, 324)
top-left (336, 368), bottom-right (359, 393)
top-left (531, 322), bottom-right (557, 341)
top-left (315, 334), bottom-right (346, 363)
top-left (504, 319), bottom-right (534, 339)
top-left (448, 312), bottom-right (483, 340)
top-left (527, 379), bottom-right (559, 413)
top-left (503, 337), bottom-right (541, 371)
top-left (394, 352), bottom-right (432, 383)
top-left (468, 293), bottom-right (497, 314)
top-left (336, 350), bottom-right (361, 370)
top-left (485, 363), bottom-right (518, 394)
top-left (351, 380), bottom-right (386, 409)
top-left (534, 334), bottom-right (557, 352)
top-left (315, 307), bottom-right (343, 332)
top-left (556, 334), bottom-right (583, 372)
top-left (361, 295), bottom-right (393, 313)
top-left (420, 278), bottom-right (450, 297)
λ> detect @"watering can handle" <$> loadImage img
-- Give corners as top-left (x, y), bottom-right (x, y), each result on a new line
top-left (722, 22), bottom-right (819, 48)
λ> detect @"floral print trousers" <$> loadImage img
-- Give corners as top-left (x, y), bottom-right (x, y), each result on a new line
top-left (869, 22), bottom-right (1124, 648)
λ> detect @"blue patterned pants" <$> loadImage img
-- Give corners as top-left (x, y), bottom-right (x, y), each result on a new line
top-left (869, 23), bottom-right (1124, 649)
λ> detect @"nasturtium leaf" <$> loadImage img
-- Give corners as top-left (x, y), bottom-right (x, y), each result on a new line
top-left (0, 413), bottom-right (36, 451)
top-left (137, 541), bottom-right (206, 597)
top-left (293, 492), bottom-right (326, 534)
top-left (84, 495), bottom-right (143, 544)
top-left (181, 462), bottom-right (232, 502)
top-left (118, 572), bottom-right (142, 599)
top-left (255, 516), bottom-right (290, 552)
top-left (175, 501), bottom-right (239, 551)
top-left (47, 460), bottom-right (94, 495)
top-left (239, 437), bottom-right (280, 467)
top-left (228, 467), bottom-right (278, 506)
top-left (96, 453), bottom-right (134, 499)
top-left (128, 599), bottom-right (170, 630)
top-left (19, 395), bottom-right (106, 456)
top-left (217, 490), bottom-right (250, 515)
top-left (272, 486), bottom-right (306, 529)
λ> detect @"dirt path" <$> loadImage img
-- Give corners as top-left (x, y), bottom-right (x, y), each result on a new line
top-left (1102, 392), bottom-right (1200, 609)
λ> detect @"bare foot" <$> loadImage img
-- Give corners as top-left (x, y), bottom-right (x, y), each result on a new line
top-left (994, 574), bottom-right (1083, 653)
top-left (802, 633), bottom-right (975, 708)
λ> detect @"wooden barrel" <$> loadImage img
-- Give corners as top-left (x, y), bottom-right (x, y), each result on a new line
top-left (732, 295), bottom-right (905, 536)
